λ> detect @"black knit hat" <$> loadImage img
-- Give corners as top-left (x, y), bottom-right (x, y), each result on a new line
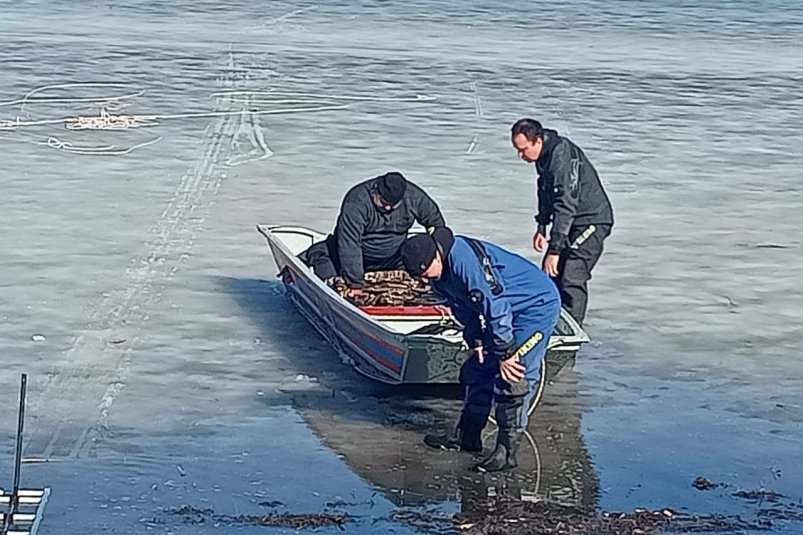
top-left (376, 172), bottom-right (407, 205)
top-left (401, 233), bottom-right (438, 277)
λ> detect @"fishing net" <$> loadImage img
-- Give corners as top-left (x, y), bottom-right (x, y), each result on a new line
top-left (326, 270), bottom-right (448, 307)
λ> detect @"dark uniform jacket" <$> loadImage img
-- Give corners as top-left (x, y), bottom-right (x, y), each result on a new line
top-left (334, 177), bottom-right (444, 287)
top-left (534, 129), bottom-right (614, 254)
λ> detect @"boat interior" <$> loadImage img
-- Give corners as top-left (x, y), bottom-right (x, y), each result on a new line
top-left (262, 225), bottom-right (582, 340)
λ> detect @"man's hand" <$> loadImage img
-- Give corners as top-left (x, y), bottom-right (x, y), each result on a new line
top-left (500, 358), bottom-right (526, 383)
top-left (542, 253), bottom-right (560, 277)
top-left (532, 231), bottom-right (548, 253)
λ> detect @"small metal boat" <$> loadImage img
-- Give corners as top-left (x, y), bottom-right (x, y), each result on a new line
top-left (257, 224), bottom-right (589, 389)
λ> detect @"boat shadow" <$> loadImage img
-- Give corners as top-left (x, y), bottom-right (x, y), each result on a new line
top-left (215, 275), bottom-right (463, 430)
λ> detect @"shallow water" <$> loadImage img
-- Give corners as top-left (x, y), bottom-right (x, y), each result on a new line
top-left (1, 1), bottom-right (802, 533)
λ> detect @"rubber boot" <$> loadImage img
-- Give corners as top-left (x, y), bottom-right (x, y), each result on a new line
top-left (424, 411), bottom-right (485, 452)
top-left (472, 395), bottom-right (524, 472)
top-left (472, 427), bottom-right (522, 472)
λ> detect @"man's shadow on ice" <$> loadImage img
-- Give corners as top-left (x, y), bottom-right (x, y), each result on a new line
top-left (216, 276), bottom-right (463, 430)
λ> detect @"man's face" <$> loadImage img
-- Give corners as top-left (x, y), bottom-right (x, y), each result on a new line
top-left (512, 133), bottom-right (543, 163)
top-left (420, 253), bottom-right (443, 281)
top-left (372, 193), bottom-right (400, 213)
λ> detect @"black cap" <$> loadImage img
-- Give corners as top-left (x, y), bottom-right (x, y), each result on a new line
top-left (376, 172), bottom-right (407, 205)
top-left (401, 233), bottom-right (437, 277)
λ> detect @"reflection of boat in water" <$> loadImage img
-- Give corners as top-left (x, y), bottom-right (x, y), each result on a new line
top-left (257, 224), bottom-right (589, 391)
top-left (290, 358), bottom-right (599, 513)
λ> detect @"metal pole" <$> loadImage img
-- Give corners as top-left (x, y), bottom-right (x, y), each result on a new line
top-left (12, 374), bottom-right (27, 508)
top-left (4, 374), bottom-right (27, 533)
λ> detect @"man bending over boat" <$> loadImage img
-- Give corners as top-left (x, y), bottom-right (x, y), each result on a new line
top-left (301, 172), bottom-right (445, 297)
top-left (400, 226), bottom-right (561, 472)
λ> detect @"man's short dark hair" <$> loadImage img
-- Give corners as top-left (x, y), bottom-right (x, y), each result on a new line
top-left (511, 118), bottom-right (543, 142)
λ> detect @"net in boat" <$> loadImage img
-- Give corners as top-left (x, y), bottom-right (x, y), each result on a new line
top-left (326, 270), bottom-right (447, 307)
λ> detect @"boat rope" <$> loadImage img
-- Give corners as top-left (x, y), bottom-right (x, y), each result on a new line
top-left (0, 82), bottom-right (146, 114)
top-left (0, 103), bottom-right (350, 131)
top-left (261, 4), bottom-right (318, 26)
top-left (0, 90), bottom-right (146, 110)
top-left (209, 90), bottom-right (437, 102)
top-left (1, 128), bottom-right (163, 156)
top-left (0, 82), bottom-right (437, 157)
top-left (46, 135), bottom-right (163, 155)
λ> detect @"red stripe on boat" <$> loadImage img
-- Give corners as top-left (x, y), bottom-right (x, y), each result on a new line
top-left (359, 305), bottom-right (452, 316)
top-left (340, 329), bottom-right (403, 374)
top-left (337, 312), bottom-right (406, 358)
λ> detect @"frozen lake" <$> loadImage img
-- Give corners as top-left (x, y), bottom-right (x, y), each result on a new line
top-left (1, 1), bottom-right (802, 533)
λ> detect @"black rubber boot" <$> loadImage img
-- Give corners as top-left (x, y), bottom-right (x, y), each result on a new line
top-left (472, 395), bottom-right (524, 472)
top-left (424, 411), bottom-right (485, 452)
top-left (471, 428), bottom-right (522, 472)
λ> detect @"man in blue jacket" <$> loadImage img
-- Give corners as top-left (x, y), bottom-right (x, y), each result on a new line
top-left (400, 226), bottom-right (561, 472)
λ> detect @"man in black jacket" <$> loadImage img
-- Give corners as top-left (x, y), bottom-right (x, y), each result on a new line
top-left (511, 118), bottom-right (614, 326)
top-left (301, 172), bottom-right (445, 295)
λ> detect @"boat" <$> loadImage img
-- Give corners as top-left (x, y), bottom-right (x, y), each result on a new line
top-left (256, 224), bottom-right (589, 391)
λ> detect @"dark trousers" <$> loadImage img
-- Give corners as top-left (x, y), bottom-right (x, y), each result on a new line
top-left (301, 236), bottom-right (341, 280)
top-left (459, 300), bottom-right (561, 432)
top-left (301, 235), bottom-right (402, 281)
top-left (554, 224), bottom-right (611, 326)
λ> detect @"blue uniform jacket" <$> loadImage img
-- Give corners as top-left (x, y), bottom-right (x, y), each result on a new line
top-left (432, 236), bottom-right (560, 357)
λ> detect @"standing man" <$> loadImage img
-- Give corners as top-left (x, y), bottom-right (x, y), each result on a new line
top-left (511, 118), bottom-right (614, 327)
top-left (300, 172), bottom-right (445, 297)
top-left (400, 226), bottom-right (561, 472)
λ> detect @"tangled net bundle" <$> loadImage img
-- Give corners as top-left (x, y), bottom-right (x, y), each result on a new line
top-left (327, 270), bottom-right (447, 307)
top-left (65, 110), bottom-right (153, 130)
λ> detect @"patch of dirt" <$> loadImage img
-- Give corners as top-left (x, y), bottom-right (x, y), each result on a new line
top-left (171, 505), bottom-right (351, 529)
top-left (450, 496), bottom-right (771, 535)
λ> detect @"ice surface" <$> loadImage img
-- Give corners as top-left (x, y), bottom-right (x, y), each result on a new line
top-left (1, 0), bottom-right (801, 532)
